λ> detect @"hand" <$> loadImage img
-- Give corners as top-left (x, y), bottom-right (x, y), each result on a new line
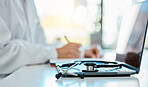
top-left (56, 43), bottom-right (81, 59)
top-left (84, 47), bottom-right (102, 58)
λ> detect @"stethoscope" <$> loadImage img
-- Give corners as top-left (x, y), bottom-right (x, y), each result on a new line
top-left (55, 61), bottom-right (122, 79)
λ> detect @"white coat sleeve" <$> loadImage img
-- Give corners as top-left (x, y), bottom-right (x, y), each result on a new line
top-left (0, 18), bottom-right (58, 74)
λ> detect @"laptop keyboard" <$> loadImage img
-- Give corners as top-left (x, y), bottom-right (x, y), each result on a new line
top-left (98, 66), bottom-right (136, 73)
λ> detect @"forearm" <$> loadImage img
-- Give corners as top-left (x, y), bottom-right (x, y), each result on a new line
top-left (0, 39), bottom-right (57, 74)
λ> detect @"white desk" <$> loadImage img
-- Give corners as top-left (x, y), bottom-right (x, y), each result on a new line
top-left (0, 50), bottom-right (148, 87)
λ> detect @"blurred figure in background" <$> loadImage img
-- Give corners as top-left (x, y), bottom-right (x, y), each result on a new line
top-left (0, 0), bottom-right (101, 74)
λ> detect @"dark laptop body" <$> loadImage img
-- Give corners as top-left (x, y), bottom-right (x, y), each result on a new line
top-left (115, 1), bottom-right (148, 75)
top-left (55, 1), bottom-right (148, 77)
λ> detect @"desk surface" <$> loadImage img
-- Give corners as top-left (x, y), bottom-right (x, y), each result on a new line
top-left (0, 50), bottom-right (148, 87)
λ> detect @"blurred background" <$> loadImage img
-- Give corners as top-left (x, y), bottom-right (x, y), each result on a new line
top-left (34, 0), bottom-right (148, 49)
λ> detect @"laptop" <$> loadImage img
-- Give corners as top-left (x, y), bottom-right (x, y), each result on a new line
top-left (54, 1), bottom-right (148, 78)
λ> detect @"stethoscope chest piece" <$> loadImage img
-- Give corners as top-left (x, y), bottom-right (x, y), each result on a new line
top-left (82, 62), bottom-right (98, 72)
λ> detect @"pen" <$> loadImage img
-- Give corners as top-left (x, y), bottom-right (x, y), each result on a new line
top-left (64, 36), bottom-right (70, 43)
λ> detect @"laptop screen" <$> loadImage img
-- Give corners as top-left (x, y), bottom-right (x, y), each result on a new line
top-left (116, 1), bottom-right (148, 68)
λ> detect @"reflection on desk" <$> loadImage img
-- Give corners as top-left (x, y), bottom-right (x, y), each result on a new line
top-left (56, 77), bottom-right (139, 87)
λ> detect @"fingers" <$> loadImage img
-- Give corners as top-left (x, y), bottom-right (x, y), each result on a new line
top-left (67, 43), bottom-right (81, 58)
top-left (68, 43), bottom-right (81, 48)
top-left (85, 47), bottom-right (102, 58)
top-left (88, 51), bottom-right (96, 58)
top-left (85, 50), bottom-right (94, 58)
top-left (57, 43), bottom-right (102, 59)
top-left (68, 50), bottom-right (81, 58)
top-left (92, 47), bottom-right (100, 58)
top-left (57, 43), bottom-right (81, 59)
